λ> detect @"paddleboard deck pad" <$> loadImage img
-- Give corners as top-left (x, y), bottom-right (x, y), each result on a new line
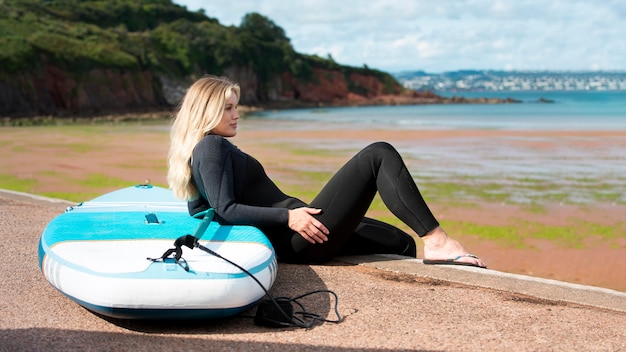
top-left (38, 185), bottom-right (277, 320)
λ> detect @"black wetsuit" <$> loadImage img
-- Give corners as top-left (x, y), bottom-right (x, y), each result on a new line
top-left (189, 135), bottom-right (439, 263)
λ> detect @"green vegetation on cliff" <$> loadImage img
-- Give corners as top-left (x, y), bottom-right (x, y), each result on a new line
top-left (0, 0), bottom-right (401, 112)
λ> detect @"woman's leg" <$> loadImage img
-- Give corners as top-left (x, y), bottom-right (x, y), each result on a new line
top-left (290, 142), bottom-right (439, 262)
top-left (338, 217), bottom-right (417, 257)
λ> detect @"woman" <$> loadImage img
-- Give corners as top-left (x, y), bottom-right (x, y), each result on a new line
top-left (168, 75), bottom-right (485, 268)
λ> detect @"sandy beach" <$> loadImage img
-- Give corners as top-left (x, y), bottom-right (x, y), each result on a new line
top-left (0, 119), bottom-right (624, 291)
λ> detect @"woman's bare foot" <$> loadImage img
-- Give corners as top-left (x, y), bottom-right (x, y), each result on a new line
top-left (421, 226), bottom-right (486, 268)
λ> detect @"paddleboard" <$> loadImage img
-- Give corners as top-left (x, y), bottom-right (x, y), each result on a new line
top-left (38, 184), bottom-right (277, 320)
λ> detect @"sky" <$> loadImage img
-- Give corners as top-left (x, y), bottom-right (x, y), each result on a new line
top-left (174, 0), bottom-right (626, 73)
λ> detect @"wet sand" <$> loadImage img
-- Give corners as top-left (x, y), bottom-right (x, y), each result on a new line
top-left (0, 120), bottom-right (624, 291)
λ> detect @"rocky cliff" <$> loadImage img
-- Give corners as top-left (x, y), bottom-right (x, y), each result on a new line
top-left (279, 68), bottom-right (402, 103)
top-left (0, 63), bottom-right (409, 117)
top-left (0, 64), bottom-right (166, 117)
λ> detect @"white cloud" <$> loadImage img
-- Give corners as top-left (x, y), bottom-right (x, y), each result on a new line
top-left (175, 0), bottom-right (626, 72)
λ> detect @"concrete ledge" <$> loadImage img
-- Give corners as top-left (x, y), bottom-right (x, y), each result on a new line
top-left (0, 189), bottom-right (73, 206)
top-left (337, 254), bottom-right (626, 313)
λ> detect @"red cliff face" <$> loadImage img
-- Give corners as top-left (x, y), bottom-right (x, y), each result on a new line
top-left (1, 64), bottom-right (165, 117)
top-left (0, 64), bottom-right (411, 117)
top-left (348, 72), bottom-right (402, 97)
top-left (280, 68), bottom-right (349, 102)
top-left (279, 68), bottom-right (403, 104)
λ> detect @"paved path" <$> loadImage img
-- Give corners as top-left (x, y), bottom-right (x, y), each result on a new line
top-left (1, 190), bottom-right (625, 351)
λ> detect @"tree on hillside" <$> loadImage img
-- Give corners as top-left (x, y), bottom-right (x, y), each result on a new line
top-left (236, 13), bottom-right (296, 98)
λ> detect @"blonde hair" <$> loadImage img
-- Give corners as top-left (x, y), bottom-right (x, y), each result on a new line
top-left (167, 75), bottom-right (240, 200)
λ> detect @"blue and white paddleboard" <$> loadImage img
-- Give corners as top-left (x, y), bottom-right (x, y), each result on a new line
top-left (38, 185), bottom-right (277, 320)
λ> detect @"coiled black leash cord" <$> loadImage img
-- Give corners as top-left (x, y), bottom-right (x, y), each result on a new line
top-left (260, 290), bottom-right (343, 328)
top-left (150, 234), bottom-right (343, 328)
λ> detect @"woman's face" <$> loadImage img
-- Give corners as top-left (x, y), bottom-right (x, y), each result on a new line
top-left (211, 93), bottom-right (240, 137)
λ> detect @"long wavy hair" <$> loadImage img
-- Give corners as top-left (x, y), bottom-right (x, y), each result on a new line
top-left (167, 75), bottom-right (240, 200)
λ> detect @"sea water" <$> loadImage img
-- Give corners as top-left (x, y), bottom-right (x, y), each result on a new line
top-left (249, 90), bottom-right (626, 131)
top-left (247, 91), bottom-right (626, 204)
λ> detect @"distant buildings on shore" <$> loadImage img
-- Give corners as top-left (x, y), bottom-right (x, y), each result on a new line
top-left (394, 70), bottom-right (626, 91)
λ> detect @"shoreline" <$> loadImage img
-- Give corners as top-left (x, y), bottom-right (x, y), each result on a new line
top-left (1, 90), bottom-right (523, 125)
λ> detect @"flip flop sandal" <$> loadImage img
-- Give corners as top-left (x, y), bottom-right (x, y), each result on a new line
top-left (423, 254), bottom-right (485, 268)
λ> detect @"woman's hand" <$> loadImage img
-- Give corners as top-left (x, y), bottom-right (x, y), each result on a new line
top-left (288, 207), bottom-right (330, 244)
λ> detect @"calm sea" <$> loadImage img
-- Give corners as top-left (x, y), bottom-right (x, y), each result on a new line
top-left (248, 90), bottom-right (626, 131)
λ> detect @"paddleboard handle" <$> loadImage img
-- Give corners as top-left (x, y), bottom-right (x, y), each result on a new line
top-left (174, 234), bottom-right (199, 250)
top-left (147, 209), bottom-right (215, 271)
top-left (147, 234), bottom-right (198, 271)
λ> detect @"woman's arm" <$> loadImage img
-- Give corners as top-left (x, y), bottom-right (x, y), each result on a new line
top-left (193, 136), bottom-right (289, 227)
top-left (193, 136), bottom-right (328, 243)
